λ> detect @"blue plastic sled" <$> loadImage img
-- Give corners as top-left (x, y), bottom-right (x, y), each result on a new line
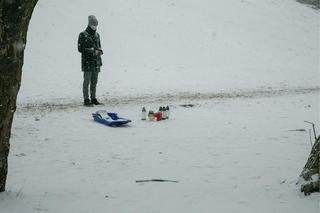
top-left (92, 110), bottom-right (131, 127)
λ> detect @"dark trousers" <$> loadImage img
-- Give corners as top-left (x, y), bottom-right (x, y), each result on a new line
top-left (83, 71), bottom-right (99, 100)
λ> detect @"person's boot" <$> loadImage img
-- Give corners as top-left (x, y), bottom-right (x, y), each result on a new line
top-left (91, 98), bottom-right (101, 105)
top-left (84, 99), bottom-right (93, 106)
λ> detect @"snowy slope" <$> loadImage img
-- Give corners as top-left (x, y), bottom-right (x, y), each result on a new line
top-left (2, 1), bottom-right (319, 212)
top-left (18, 0), bottom-right (319, 104)
top-left (3, 93), bottom-right (320, 213)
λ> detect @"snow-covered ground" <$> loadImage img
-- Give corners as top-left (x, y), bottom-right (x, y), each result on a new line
top-left (18, 0), bottom-right (319, 104)
top-left (2, 92), bottom-right (320, 213)
top-left (1, 0), bottom-right (320, 212)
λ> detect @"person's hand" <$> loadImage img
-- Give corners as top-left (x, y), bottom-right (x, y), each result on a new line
top-left (95, 48), bottom-right (103, 55)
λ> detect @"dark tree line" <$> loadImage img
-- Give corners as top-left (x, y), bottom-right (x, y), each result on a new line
top-left (0, 0), bottom-right (38, 192)
top-left (297, 0), bottom-right (320, 8)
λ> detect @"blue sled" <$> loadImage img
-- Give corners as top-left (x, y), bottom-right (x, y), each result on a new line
top-left (92, 110), bottom-right (132, 127)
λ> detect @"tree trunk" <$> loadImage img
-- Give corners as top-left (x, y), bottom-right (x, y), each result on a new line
top-left (0, 0), bottom-right (38, 192)
top-left (299, 136), bottom-right (320, 195)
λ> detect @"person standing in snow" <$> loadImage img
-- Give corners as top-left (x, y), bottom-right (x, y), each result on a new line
top-left (78, 15), bottom-right (103, 106)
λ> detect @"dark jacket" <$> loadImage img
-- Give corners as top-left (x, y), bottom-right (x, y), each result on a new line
top-left (78, 26), bottom-right (102, 72)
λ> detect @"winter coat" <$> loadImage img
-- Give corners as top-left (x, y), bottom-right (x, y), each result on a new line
top-left (78, 27), bottom-right (102, 72)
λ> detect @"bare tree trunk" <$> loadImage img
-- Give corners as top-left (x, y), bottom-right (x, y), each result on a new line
top-left (0, 0), bottom-right (38, 192)
top-left (299, 136), bottom-right (320, 195)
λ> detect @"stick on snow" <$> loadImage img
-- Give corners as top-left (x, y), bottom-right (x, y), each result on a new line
top-left (136, 179), bottom-right (179, 183)
top-left (304, 121), bottom-right (317, 141)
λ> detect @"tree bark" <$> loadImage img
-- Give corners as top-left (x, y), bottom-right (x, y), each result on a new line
top-left (0, 0), bottom-right (38, 192)
top-left (299, 136), bottom-right (320, 195)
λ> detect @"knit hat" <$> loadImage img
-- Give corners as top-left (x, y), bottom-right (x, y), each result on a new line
top-left (88, 15), bottom-right (98, 27)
